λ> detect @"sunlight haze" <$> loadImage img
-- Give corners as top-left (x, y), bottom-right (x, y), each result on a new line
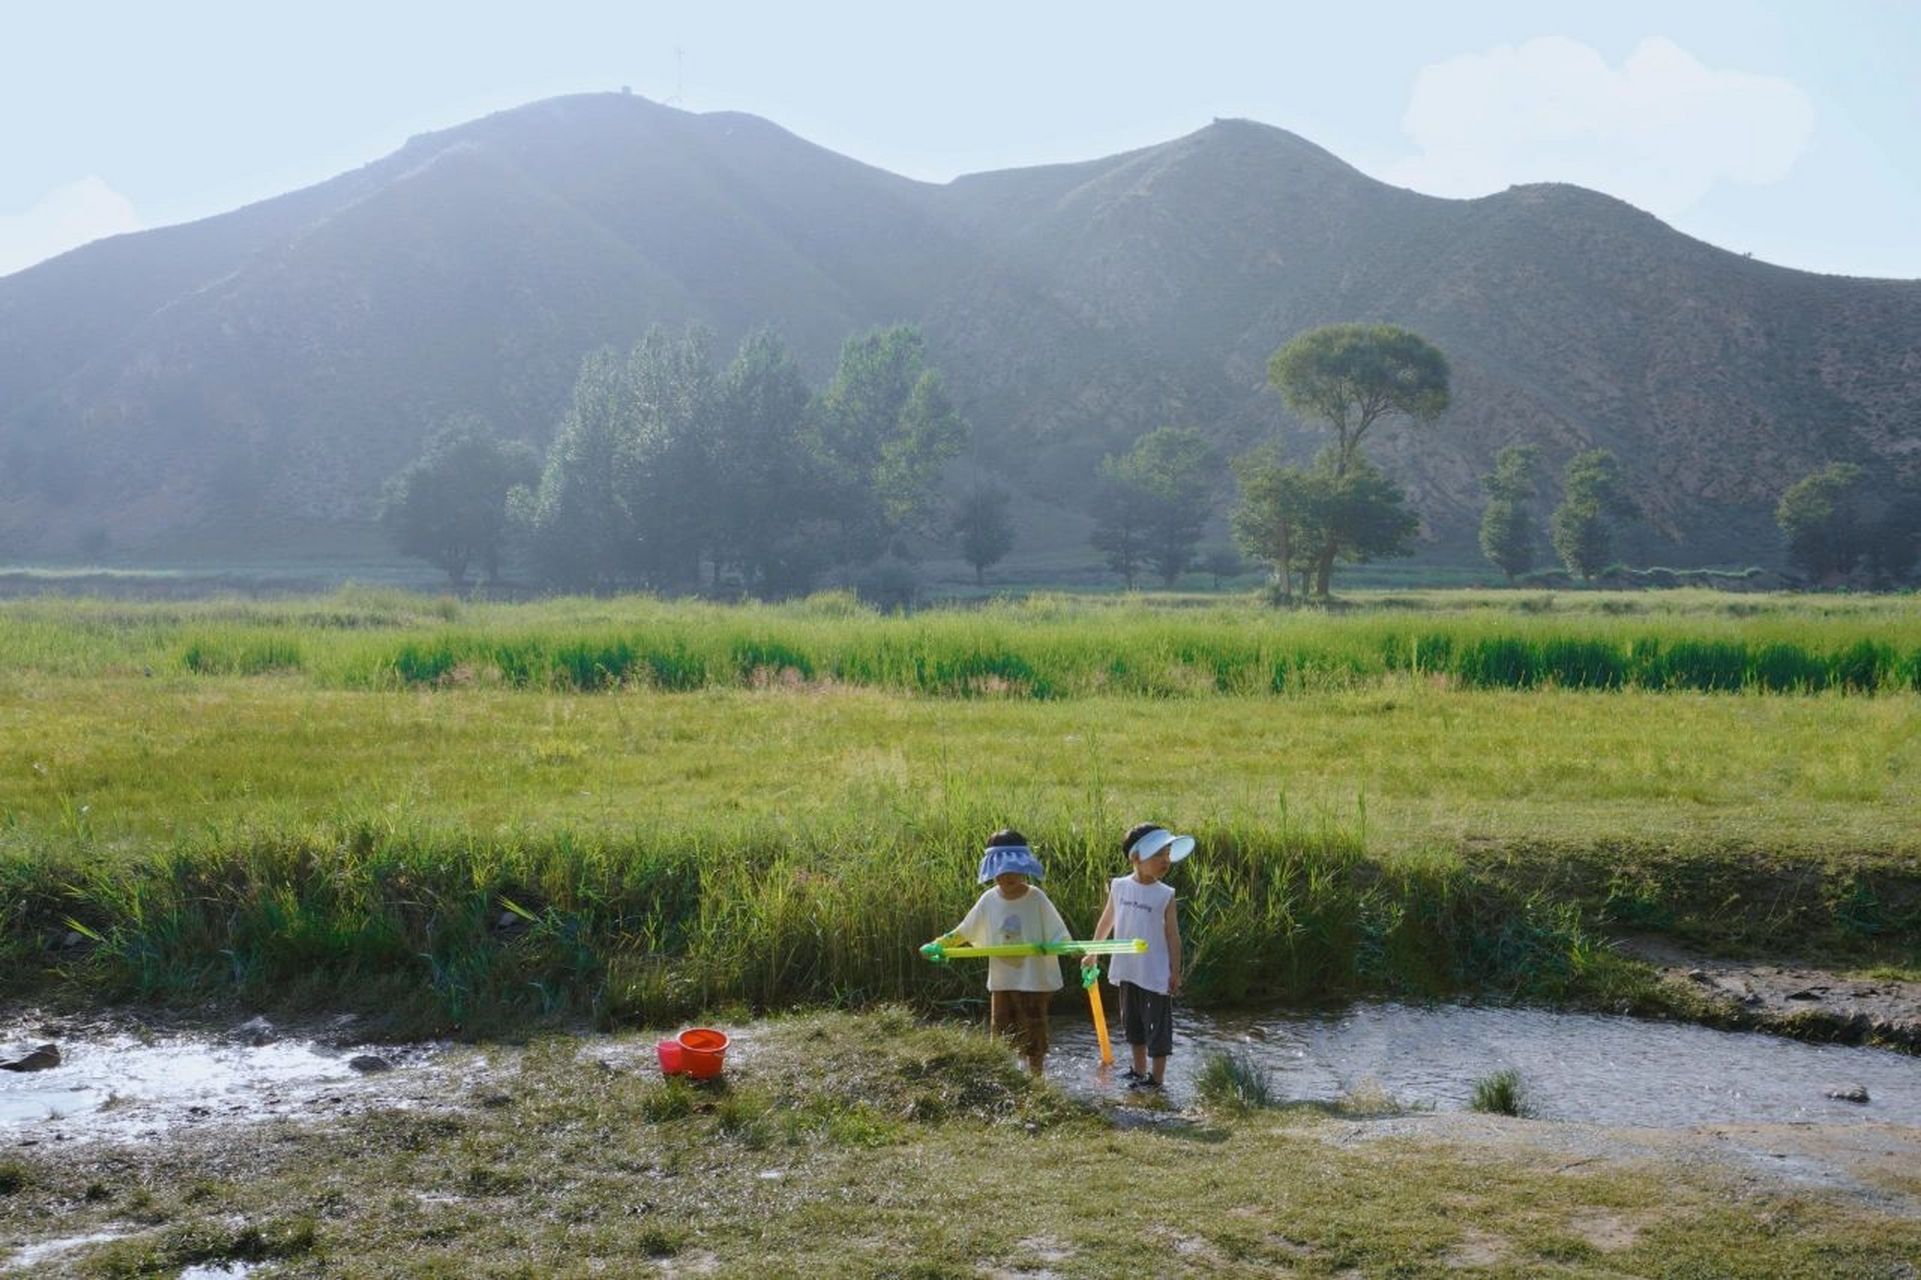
top-left (3, 0), bottom-right (1916, 278)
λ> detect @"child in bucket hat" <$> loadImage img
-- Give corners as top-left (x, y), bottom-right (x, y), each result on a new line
top-left (1084, 822), bottom-right (1192, 1091)
top-left (931, 828), bottom-right (1073, 1075)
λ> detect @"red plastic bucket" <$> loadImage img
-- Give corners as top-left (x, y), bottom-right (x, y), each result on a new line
top-left (676, 1027), bottom-right (730, 1080)
top-left (655, 1037), bottom-right (685, 1076)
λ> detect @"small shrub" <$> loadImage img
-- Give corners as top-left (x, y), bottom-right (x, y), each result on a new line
top-left (636, 1225), bottom-right (685, 1257)
top-left (1750, 642), bottom-right (1824, 692)
top-left (0, 1160), bottom-right (28, 1194)
top-left (389, 640), bottom-right (459, 685)
top-left (733, 639), bottom-right (815, 683)
top-left (1652, 639), bottom-right (1749, 691)
top-left (1195, 1049), bottom-right (1274, 1112)
top-left (1468, 1068), bottom-right (1528, 1117)
top-left (713, 1086), bottom-right (776, 1147)
top-left (1539, 638), bottom-right (1624, 689)
top-left (180, 636), bottom-right (304, 675)
top-left (640, 1077), bottom-right (697, 1122)
top-left (463, 1164), bottom-right (530, 1195)
top-left (552, 639), bottom-right (637, 690)
top-left (855, 556), bottom-right (921, 613)
top-left (1452, 637), bottom-right (1537, 688)
top-left (640, 644), bottom-right (707, 691)
top-left (1830, 639), bottom-right (1891, 693)
top-left (1333, 1080), bottom-right (1403, 1117)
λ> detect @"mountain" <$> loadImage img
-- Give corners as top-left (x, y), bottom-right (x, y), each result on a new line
top-left (2, 92), bottom-right (1917, 567)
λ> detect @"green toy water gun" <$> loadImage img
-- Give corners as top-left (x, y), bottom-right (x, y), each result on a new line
top-left (919, 937), bottom-right (1146, 965)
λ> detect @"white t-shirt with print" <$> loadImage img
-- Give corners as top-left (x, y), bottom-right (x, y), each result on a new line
top-left (1104, 874), bottom-right (1176, 994)
top-left (951, 885), bottom-right (1070, 992)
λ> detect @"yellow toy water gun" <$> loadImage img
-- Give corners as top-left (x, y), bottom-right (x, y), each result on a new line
top-left (1082, 958), bottom-right (1114, 1066)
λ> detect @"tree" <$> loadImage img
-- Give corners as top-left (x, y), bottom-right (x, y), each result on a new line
top-left (1775, 465), bottom-right (1921, 588)
top-left (1864, 483), bottom-right (1921, 585)
top-left (617, 326), bottom-right (723, 591)
top-left (952, 484), bottom-right (1015, 585)
top-left (814, 326), bottom-right (968, 562)
top-left (875, 370), bottom-right (968, 540)
top-left (1231, 446), bottom-right (1418, 603)
top-left (1775, 462), bottom-right (1868, 583)
top-left (381, 415), bottom-right (538, 587)
top-left (1230, 447), bottom-right (1316, 603)
top-left (1200, 545), bottom-right (1245, 589)
top-left (1315, 450), bottom-right (1420, 569)
top-left (1267, 324), bottom-right (1450, 594)
top-left (1550, 449), bottom-right (1634, 581)
top-left (1478, 444), bottom-right (1542, 583)
top-left (1095, 427), bottom-right (1219, 587)
top-left (711, 329), bottom-right (832, 598)
top-left (1089, 483), bottom-right (1145, 590)
top-left (526, 350), bottom-right (639, 590)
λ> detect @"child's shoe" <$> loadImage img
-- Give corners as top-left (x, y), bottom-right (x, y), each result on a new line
top-left (1119, 1067), bottom-right (1146, 1083)
top-left (1127, 1076), bottom-right (1163, 1092)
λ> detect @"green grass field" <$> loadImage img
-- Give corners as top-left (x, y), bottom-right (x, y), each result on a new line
top-left (3, 589), bottom-right (1917, 1031)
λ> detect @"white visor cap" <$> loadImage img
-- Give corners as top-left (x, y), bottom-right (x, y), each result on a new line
top-left (1129, 827), bottom-right (1195, 863)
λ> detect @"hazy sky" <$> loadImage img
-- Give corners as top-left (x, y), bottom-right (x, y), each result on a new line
top-left (4, 1), bottom-right (1917, 278)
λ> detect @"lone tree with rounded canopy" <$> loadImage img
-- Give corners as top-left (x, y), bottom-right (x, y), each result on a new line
top-left (382, 415), bottom-right (538, 588)
top-left (1267, 323), bottom-right (1450, 595)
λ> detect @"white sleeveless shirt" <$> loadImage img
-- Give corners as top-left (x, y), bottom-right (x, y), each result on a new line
top-left (1105, 874), bottom-right (1176, 994)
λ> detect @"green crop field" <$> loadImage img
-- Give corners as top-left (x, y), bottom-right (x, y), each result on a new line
top-left (3, 588), bottom-right (1917, 1033)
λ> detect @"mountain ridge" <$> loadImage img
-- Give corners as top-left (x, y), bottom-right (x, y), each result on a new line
top-left (2, 92), bottom-right (1916, 567)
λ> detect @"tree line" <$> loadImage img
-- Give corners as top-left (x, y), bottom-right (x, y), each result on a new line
top-left (385, 318), bottom-right (1919, 598)
top-left (1773, 463), bottom-right (1921, 587)
top-left (1474, 442), bottom-right (1920, 588)
top-left (383, 325), bottom-right (1018, 597)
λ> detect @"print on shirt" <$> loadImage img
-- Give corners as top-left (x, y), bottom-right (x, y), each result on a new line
top-left (1116, 899), bottom-right (1160, 936)
top-left (998, 912), bottom-right (1026, 945)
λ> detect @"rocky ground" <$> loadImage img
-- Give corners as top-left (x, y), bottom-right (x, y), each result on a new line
top-left (4, 1005), bottom-right (1919, 1275)
top-left (1620, 936), bottom-right (1921, 1050)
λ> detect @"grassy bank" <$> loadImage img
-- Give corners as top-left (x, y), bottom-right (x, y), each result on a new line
top-left (3, 1011), bottom-right (1917, 1277)
top-left (7, 812), bottom-right (1914, 1035)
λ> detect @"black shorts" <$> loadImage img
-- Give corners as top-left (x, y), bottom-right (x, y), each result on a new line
top-left (1118, 981), bottom-right (1174, 1058)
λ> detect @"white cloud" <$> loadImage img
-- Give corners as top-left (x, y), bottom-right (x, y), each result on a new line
top-left (0, 177), bottom-right (143, 277)
top-left (1386, 36), bottom-right (1814, 219)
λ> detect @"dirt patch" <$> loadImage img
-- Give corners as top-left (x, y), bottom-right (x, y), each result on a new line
top-left (1441, 1227), bottom-right (1511, 1267)
top-left (654, 1249), bottom-right (720, 1276)
top-left (1620, 936), bottom-right (1921, 1050)
top-left (1309, 1111), bottom-right (1921, 1215)
top-left (1565, 1208), bottom-right (1647, 1252)
top-left (983, 1233), bottom-right (1075, 1278)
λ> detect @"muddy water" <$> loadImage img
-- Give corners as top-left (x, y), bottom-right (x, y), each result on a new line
top-left (5, 1003), bottom-right (1916, 1148)
top-left (1045, 1002), bottom-right (1921, 1126)
top-left (0, 1021), bottom-right (456, 1143)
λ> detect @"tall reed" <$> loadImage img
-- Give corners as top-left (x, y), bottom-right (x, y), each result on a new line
top-left (22, 805), bottom-right (1905, 1034)
top-left (7, 590), bottom-right (1920, 696)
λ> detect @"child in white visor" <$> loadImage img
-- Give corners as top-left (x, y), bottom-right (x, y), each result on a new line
top-left (1084, 822), bottom-right (1192, 1090)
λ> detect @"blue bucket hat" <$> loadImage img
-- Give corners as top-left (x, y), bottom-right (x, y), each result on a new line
top-left (977, 844), bottom-right (1045, 883)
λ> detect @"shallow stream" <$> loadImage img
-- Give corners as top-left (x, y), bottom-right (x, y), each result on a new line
top-left (0, 1020), bottom-right (454, 1144)
top-left (1047, 1001), bottom-right (1921, 1126)
top-left (4, 1002), bottom-right (1916, 1148)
